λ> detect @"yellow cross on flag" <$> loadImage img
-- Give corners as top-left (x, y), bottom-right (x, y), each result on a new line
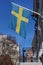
top-left (11, 7), bottom-right (28, 33)
top-left (11, 3), bottom-right (30, 38)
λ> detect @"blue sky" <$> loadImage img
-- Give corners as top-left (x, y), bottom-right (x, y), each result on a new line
top-left (0, 0), bottom-right (35, 49)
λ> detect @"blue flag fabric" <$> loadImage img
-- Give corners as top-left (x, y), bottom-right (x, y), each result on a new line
top-left (11, 2), bottom-right (30, 38)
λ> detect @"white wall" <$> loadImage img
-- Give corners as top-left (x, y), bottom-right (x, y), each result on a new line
top-left (20, 62), bottom-right (42, 65)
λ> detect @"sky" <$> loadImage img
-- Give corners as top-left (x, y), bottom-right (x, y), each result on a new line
top-left (0, 0), bottom-right (35, 49)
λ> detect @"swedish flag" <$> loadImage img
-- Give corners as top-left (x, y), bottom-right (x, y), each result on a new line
top-left (11, 2), bottom-right (30, 38)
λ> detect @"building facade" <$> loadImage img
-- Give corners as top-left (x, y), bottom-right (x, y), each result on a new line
top-left (32, 0), bottom-right (43, 62)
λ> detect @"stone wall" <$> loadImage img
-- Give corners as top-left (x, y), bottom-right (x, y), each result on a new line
top-left (0, 34), bottom-right (20, 65)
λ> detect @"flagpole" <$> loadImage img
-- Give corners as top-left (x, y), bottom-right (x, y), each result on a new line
top-left (11, 2), bottom-right (42, 17)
